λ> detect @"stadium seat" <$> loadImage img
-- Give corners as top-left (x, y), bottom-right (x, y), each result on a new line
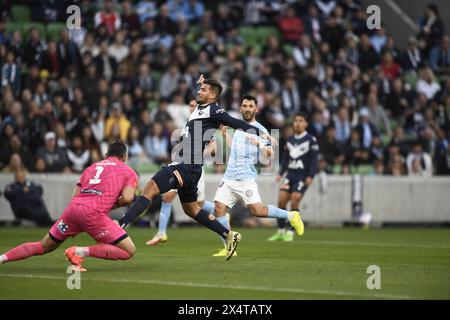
top-left (238, 26), bottom-right (257, 45)
top-left (46, 23), bottom-right (67, 41)
top-left (22, 23), bottom-right (46, 41)
top-left (256, 26), bottom-right (280, 43)
top-left (332, 164), bottom-right (342, 174)
top-left (283, 44), bottom-right (294, 56)
top-left (11, 5), bottom-right (31, 22)
top-left (351, 165), bottom-right (375, 175)
top-left (5, 23), bottom-right (23, 37)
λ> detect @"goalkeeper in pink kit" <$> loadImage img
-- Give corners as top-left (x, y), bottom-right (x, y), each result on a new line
top-left (0, 142), bottom-right (138, 271)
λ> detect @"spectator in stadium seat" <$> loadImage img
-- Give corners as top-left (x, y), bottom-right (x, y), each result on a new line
top-left (121, 0), bottom-right (141, 39)
top-left (35, 131), bottom-right (70, 173)
top-left (436, 141), bottom-right (450, 175)
top-left (22, 28), bottom-right (47, 69)
top-left (167, 91), bottom-right (191, 129)
top-left (416, 68), bottom-right (441, 101)
top-left (303, 3), bottom-right (323, 43)
top-left (278, 6), bottom-right (305, 44)
top-left (370, 27), bottom-right (387, 55)
top-left (144, 122), bottom-right (170, 165)
top-left (355, 108), bottom-right (380, 149)
top-left (380, 51), bottom-right (401, 81)
top-left (429, 35), bottom-right (450, 76)
top-left (280, 74), bottom-right (301, 117)
top-left (66, 136), bottom-right (91, 173)
top-left (7, 134), bottom-right (33, 171)
top-left (344, 128), bottom-right (371, 167)
top-left (334, 106), bottom-right (351, 144)
top-left (127, 126), bottom-right (147, 163)
top-left (94, 41), bottom-right (117, 81)
top-left (1, 50), bottom-right (20, 96)
top-left (94, 0), bottom-right (121, 36)
top-left (293, 34), bottom-right (312, 69)
top-left (160, 65), bottom-right (181, 99)
top-left (400, 36), bottom-right (423, 71)
top-left (136, 0), bottom-right (158, 24)
top-left (2, 153), bottom-right (26, 174)
top-left (364, 93), bottom-right (392, 138)
top-left (108, 31), bottom-right (129, 64)
top-left (3, 169), bottom-right (53, 226)
top-left (358, 33), bottom-right (379, 71)
top-left (105, 103), bottom-right (131, 142)
top-left (406, 141), bottom-right (433, 177)
top-left (320, 125), bottom-right (345, 167)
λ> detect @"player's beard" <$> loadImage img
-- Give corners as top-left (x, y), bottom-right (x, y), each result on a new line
top-left (243, 111), bottom-right (256, 122)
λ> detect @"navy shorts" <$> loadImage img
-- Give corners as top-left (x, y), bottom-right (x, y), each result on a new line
top-left (279, 174), bottom-right (309, 194)
top-left (152, 162), bottom-right (202, 203)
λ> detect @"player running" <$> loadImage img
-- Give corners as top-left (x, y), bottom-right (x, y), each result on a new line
top-left (117, 75), bottom-right (277, 260)
top-left (268, 112), bottom-right (319, 242)
top-left (211, 95), bottom-right (304, 257)
top-left (146, 101), bottom-right (216, 246)
top-left (0, 142), bottom-right (138, 271)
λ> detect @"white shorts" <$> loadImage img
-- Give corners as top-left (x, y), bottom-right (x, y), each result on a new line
top-left (213, 179), bottom-right (262, 208)
top-left (168, 169), bottom-right (206, 202)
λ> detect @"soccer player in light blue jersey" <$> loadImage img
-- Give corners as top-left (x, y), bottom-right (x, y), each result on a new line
top-left (211, 95), bottom-right (304, 257)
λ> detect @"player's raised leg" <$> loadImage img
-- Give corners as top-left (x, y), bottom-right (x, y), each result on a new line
top-left (0, 233), bottom-right (60, 265)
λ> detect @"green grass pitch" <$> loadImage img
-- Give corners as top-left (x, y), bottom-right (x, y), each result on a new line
top-left (0, 227), bottom-right (449, 299)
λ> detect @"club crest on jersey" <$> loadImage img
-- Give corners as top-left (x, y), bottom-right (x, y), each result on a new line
top-left (246, 190), bottom-right (253, 197)
top-left (287, 141), bottom-right (310, 159)
top-left (58, 220), bottom-right (69, 233)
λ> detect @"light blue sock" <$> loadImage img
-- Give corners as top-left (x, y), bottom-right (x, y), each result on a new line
top-left (216, 215), bottom-right (229, 245)
top-left (202, 201), bottom-right (215, 214)
top-left (158, 201), bottom-right (172, 235)
top-left (267, 205), bottom-right (289, 219)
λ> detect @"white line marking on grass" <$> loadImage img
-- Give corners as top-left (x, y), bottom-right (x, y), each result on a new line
top-left (299, 240), bottom-right (450, 250)
top-left (0, 273), bottom-right (412, 299)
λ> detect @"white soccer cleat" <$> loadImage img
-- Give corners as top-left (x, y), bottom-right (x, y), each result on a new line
top-left (145, 233), bottom-right (168, 246)
top-left (225, 231), bottom-right (241, 260)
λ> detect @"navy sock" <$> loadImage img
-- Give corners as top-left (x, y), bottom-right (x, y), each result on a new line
top-left (118, 196), bottom-right (151, 228)
top-left (194, 209), bottom-right (229, 239)
top-left (276, 208), bottom-right (287, 229)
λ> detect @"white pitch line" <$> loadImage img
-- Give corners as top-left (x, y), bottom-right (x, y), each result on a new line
top-left (299, 240), bottom-right (450, 250)
top-left (0, 273), bottom-right (412, 299)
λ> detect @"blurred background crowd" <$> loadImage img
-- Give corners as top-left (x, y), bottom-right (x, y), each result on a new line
top-left (0, 0), bottom-right (449, 178)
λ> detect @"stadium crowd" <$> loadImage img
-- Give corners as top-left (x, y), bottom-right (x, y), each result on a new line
top-left (0, 0), bottom-right (449, 177)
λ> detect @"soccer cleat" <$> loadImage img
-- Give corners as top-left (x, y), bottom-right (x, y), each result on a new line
top-left (65, 246), bottom-right (87, 272)
top-left (283, 230), bottom-right (294, 242)
top-left (145, 233), bottom-right (168, 246)
top-left (212, 247), bottom-right (237, 257)
top-left (288, 211), bottom-right (304, 236)
top-left (225, 231), bottom-right (241, 260)
top-left (267, 231), bottom-right (285, 241)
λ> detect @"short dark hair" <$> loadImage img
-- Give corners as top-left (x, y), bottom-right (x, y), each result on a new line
top-left (293, 112), bottom-right (309, 122)
top-left (107, 141), bottom-right (128, 159)
top-left (203, 79), bottom-right (223, 98)
top-left (241, 94), bottom-right (257, 105)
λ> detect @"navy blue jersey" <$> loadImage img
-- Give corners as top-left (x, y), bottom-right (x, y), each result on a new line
top-left (173, 102), bottom-right (262, 166)
top-left (279, 131), bottom-right (319, 178)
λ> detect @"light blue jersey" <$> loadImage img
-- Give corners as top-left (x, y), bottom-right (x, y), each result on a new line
top-left (224, 121), bottom-right (269, 180)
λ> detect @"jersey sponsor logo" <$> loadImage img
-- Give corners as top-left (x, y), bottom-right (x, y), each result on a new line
top-left (289, 159), bottom-right (304, 170)
top-left (215, 108), bottom-right (225, 114)
top-left (80, 188), bottom-right (103, 195)
top-left (94, 230), bottom-right (109, 240)
top-left (246, 190), bottom-right (253, 197)
top-left (57, 220), bottom-right (69, 234)
top-left (287, 141), bottom-right (310, 159)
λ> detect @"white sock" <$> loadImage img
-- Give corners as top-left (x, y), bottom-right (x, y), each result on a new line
top-left (286, 230), bottom-right (295, 235)
top-left (0, 254), bottom-right (7, 264)
top-left (278, 228), bottom-right (286, 234)
top-left (75, 247), bottom-right (89, 257)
